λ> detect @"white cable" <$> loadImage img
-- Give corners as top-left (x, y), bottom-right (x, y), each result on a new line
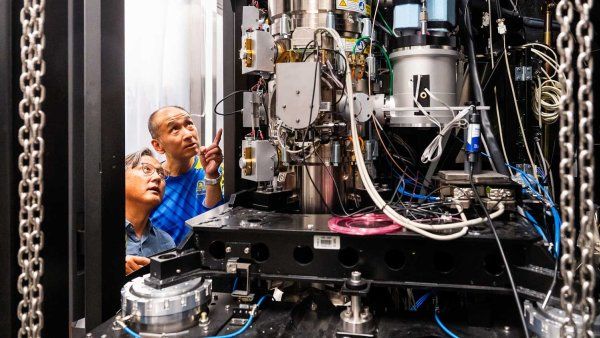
top-left (276, 122), bottom-right (311, 154)
top-left (502, 35), bottom-right (537, 174)
top-left (367, 0), bottom-right (380, 96)
top-left (418, 94), bottom-right (471, 163)
top-left (320, 27), bottom-right (505, 241)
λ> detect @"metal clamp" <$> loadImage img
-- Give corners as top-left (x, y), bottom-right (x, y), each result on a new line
top-left (227, 258), bottom-right (255, 301)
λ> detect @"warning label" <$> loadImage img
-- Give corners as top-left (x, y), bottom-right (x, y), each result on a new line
top-left (336, 0), bottom-right (371, 16)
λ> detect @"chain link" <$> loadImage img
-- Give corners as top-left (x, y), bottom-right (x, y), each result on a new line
top-left (17, 0), bottom-right (47, 337)
top-left (574, 0), bottom-right (596, 335)
top-left (556, 0), bottom-right (578, 336)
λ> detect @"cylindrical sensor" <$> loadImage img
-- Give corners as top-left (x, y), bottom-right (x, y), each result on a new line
top-left (332, 140), bottom-right (341, 166)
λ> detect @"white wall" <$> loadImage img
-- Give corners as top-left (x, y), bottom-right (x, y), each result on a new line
top-left (124, 0), bottom-right (224, 156)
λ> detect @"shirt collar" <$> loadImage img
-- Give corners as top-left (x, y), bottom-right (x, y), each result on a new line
top-left (125, 219), bottom-right (156, 236)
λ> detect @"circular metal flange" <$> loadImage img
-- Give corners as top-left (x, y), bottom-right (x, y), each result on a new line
top-left (121, 274), bottom-right (212, 331)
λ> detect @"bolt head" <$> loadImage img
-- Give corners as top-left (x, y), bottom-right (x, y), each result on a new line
top-left (244, 247), bottom-right (250, 254)
top-left (225, 246), bottom-right (232, 253)
top-left (351, 271), bottom-right (362, 281)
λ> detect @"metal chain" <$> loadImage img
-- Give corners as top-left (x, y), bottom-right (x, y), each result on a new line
top-left (574, 0), bottom-right (596, 335)
top-left (16, 0), bottom-right (47, 337)
top-left (555, 0), bottom-right (578, 336)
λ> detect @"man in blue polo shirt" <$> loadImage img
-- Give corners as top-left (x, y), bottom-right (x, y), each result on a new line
top-left (124, 148), bottom-right (175, 274)
top-left (149, 106), bottom-right (224, 245)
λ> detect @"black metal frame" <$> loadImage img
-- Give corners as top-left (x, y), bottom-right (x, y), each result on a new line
top-left (0, 1), bottom-right (124, 336)
top-left (82, 0), bottom-right (126, 330)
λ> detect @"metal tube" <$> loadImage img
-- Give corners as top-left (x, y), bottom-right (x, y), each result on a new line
top-left (351, 295), bottom-right (362, 322)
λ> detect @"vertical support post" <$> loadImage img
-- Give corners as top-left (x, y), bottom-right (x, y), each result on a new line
top-left (83, 0), bottom-right (125, 330)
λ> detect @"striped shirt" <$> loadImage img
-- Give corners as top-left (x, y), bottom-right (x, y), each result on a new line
top-left (150, 156), bottom-right (223, 244)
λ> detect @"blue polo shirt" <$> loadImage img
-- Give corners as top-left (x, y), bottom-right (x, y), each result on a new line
top-left (125, 220), bottom-right (175, 257)
top-left (150, 156), bottom-right (223, 245)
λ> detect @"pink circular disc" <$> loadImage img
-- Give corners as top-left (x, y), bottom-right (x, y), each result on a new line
top-left (328, 214), bottom-right (402, 236)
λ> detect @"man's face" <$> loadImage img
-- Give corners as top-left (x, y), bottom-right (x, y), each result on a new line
top-left (153, 108), bottom-right (200, 160)
top-left (125, 155), bottom-right (165, 208)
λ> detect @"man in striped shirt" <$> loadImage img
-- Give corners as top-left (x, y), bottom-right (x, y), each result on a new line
top-left (148, 106), bottom-right (224, 245)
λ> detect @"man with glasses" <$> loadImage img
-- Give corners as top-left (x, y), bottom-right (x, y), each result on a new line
top-left (124, 148), bottom-right (175, 274)
top-left (148, 106), bottom-right (224, 245)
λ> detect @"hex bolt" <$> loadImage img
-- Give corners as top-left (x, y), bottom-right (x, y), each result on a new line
top-left (244, 247), bottom-right (250, 254)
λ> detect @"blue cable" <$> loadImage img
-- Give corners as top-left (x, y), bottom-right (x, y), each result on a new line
top-left (232, 277), bottom-right (238, 292)
top-left (481, 153), bottom-right (561, 257)
top-left (122, 326), bottom-right (141, 338)
top-left (410, 291), bottom-right (432, 311)
top-left (524, 210), bottom-right (549, 243)
top-left (207, 295), bottom-right (269, 338)
top-left (397, 184), bottom-right (440, 202)
top-left (434, 311), bottom-right (460, 338)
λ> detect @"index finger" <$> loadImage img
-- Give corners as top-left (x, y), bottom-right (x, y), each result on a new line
top-left (212, 128), bottom-right (223, 145)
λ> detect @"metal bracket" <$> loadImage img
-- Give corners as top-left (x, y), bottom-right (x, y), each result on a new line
top-left (227, 258), bottom-right (255, 301)
top-left (515, 66), bottom-right (533, 81)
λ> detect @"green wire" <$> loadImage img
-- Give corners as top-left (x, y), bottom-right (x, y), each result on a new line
top-left (351, 37), bottom-right (394, 96)
top-left (377, 12), bottom-right (396, 37)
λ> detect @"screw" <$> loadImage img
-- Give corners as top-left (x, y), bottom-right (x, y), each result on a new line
top-left (296, 90), bottom-right (300, 94)
top-left (283, 105), bottom-right (287, 109)
top-left (244, 247), bottom-right (250, 254)
top-left (503, 326), bottom-right (510, 332)
top-left (307, 223), bottom-right (314, 229)
top-left (225, 305), bottom-right (230, 311)
top-left (200, 311), bottom-right (209, 324)
top-left (176, 269), bottom-right (181, 274)
top-left (225, 246), bottom-right (232, 253)
top-left (296, 119), bottom-right (300, 123)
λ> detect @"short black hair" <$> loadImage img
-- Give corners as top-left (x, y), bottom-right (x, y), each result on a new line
top-left (147, 105), bottom-right (189, 139)
top-left (125, 148), bottom-right (154, 169)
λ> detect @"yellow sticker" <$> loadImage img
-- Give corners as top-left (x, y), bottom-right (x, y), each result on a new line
top-left (336, 0), bottom-right (369, 16)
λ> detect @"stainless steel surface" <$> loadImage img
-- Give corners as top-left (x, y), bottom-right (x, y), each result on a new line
top-left (276, 61), bottom-right (321, 129)
top-left (17, 1), bottom-right (47, 336)
top-left (241, 5), bottom-right (261, 32)
top-left (389, 47), bottom-right (458, 128)
top-left (438, 170), bottom-right (511, 185)
top-left (241, 30), bottom-right (275, 75)
top-left (242, 91), bottom-right (265, 128)
top-left (121, 275), bottom-right (212, 332)
top-left (297, 144), bottom-right (343, 213)
top-left (268, 0), bottom-right (368, 37)
top-left (239, 139), bottom-right (278, 182)
top-left (524, 301), bottom-right (582, 337)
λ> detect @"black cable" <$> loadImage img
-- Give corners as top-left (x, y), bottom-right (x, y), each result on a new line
top-left (300, 40), bottom-right (316, 62)
top-left (468, 163), bottom-right (530, 338)
top-left (214, 90), bottom-right (248, 116)
top-left (462, 0), bottom-right (510, 176)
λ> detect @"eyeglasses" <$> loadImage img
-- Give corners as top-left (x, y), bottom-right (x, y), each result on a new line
top-left (139, 162), bottom-right (169, 180)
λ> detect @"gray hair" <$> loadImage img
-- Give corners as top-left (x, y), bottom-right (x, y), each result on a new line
top-left (125, 148), bottom-right (154, 169)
